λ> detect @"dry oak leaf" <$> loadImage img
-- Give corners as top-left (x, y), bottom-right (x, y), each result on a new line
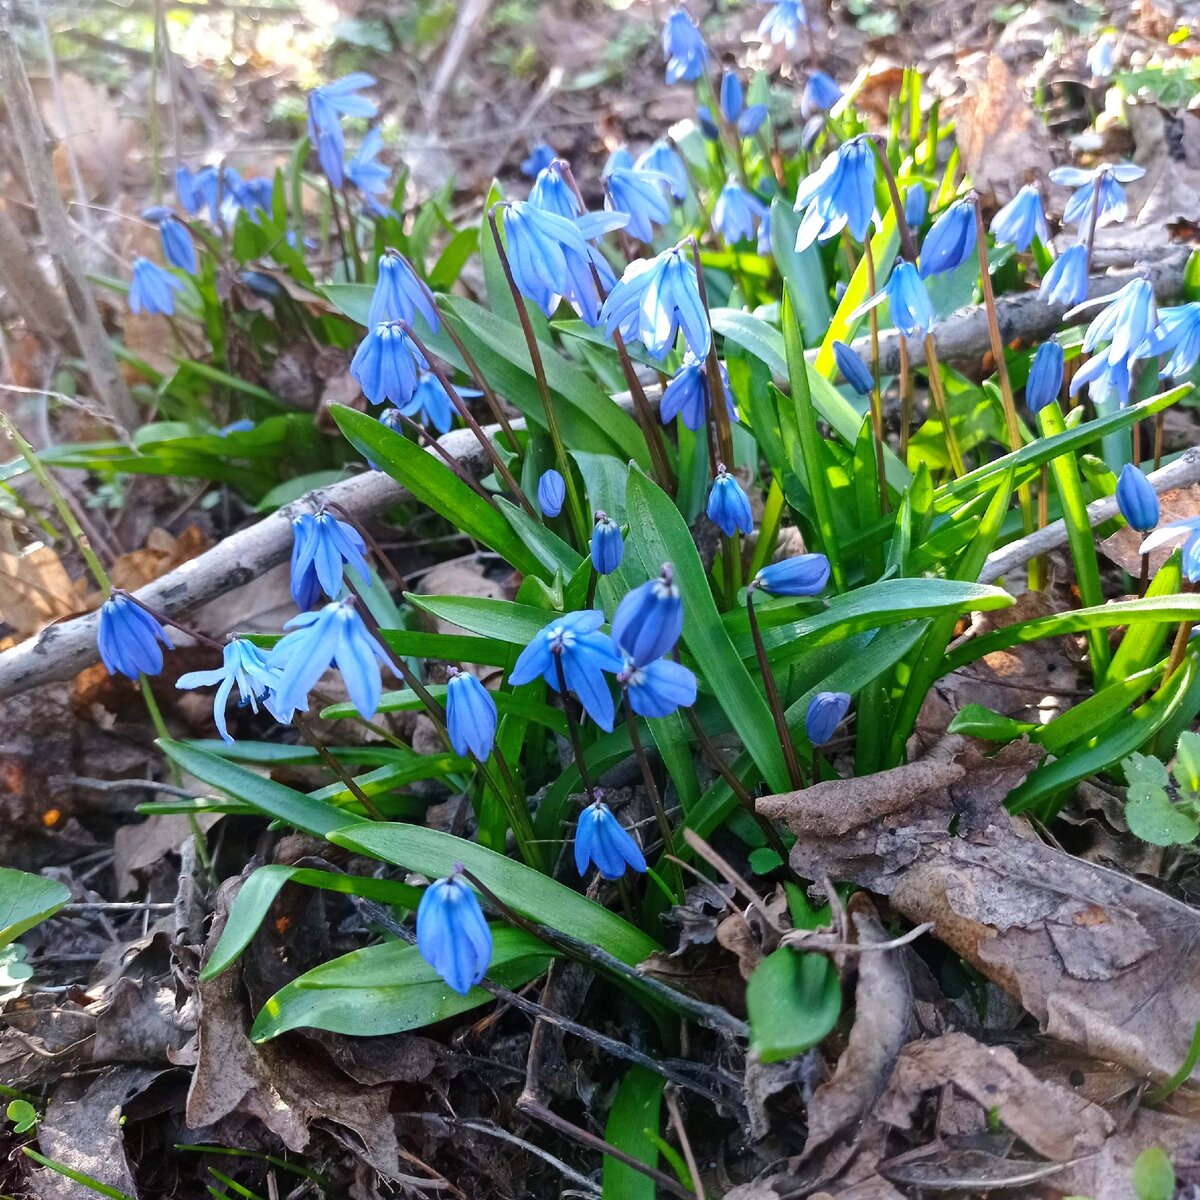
top-left (0, 544), bottom-right (81, 636)
top-left (759, 737), bottom-right (1200, 1084)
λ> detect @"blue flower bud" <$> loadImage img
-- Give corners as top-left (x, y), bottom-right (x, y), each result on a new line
top-left (368, 250), bottom-right (440, 332)
top-left (591, 512), bottom-right (624, 575)
top-left (802, 70), bottom-right (841, 118)
top-left (905, 184), bottom-right (928, 232)
top-left (530, 161), bottom-right (582, 219)
top-left (919, 198), bottom-right (977, 278)
top-left (520, 142), bottom-right (557, 178)
top-left (696, 106), bottom-right (720, 141)
top-left (97, 594), bottom-right (173, 680)
top-left (574, 798), bottom-right (647, 879)
top-left (720, 71), bottom-right (744, 123)
top-left (706, 465), bottom-right (753, 537)
top-left (1025, 339), bottom-right (1064, 414)
top-left (1039, 243), bottom-right (1089, 309)
top-left (445, 667), bottom-right (498, 759)
top-left (1116, 464), bottom-right (1159, 533)
top-left (538, 469), bottom-right (566, 517)
top-left (350, 321), bottom-right (427, 407)
top-left (832, 340), bottom-right (874, 396)
top-left (737, 104), bottom-right (769, 138)
top-left (751, 553), bottom-right (831, 596)
top-left (805, 690), bottom-right (851, 746)
top-left (416, 871), bottom-right (492, 995)
top-left (612, 565), bottom-right (683, 666)
top-left (128, 256), bottom-right (183, 316)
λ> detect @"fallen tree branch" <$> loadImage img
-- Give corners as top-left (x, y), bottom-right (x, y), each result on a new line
top-left (979, 446), bottom-right (1200, 583)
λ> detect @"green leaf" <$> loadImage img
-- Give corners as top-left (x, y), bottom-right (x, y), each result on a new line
top-left (769, 197), bottom-right (831, 345)
top-left (496, 496), bottom-right (583, 578)
top-left (331, 405), bottom-right (543, 578)
top-left (0, 868), bottom-right (70, 946)
top-left (406, 594), bottom-right (550, 645)
top-left (21, 1151), bottom-right (135, 1200)
top-left (947, 704), bottom-right (1036, 742)
top-left (602, 1068), bottom-right (665, 1200)
top-left (251, 927), bottom-right (551, 1040)
top-left (1109, 550), bottom-right (1183, 682)
top-left (321, 684), bottom-right (567, 734)
top-left (1132, 1147), bottom-right (1175, 1200)
top-left (746, 946), bottom-right (841, 1063)
top-left (7, 1099), bottom-right (36, 1134)
top-left (1173, 730), bottom-right (1200, 796)
top-left (1125, 785), bottom-right (1199, 847)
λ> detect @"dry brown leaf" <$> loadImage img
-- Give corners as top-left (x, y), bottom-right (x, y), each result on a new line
top-left (0, 544), bottom-right (81, 635)
top-left (113, 813), bottom-right (220, 898)
top-left (109, 526), bottom-right (210, 592)
top-left (1130, 107), bottom-right (1200, 241)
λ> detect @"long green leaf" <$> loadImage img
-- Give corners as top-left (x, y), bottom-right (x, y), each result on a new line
top-left (602, 1068), bottom-right (665, 1200)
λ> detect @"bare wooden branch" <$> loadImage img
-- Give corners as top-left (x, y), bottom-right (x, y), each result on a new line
top-left (0, 203), bottom-right (74, 347)
top-left (0, 3), bottom-right (138, 430)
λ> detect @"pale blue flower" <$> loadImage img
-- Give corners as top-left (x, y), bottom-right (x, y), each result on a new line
top-left (1136, 303), bottom-right (1200, 379)
top-left (1039, 242), bottom-right (1089, 308)
top-left (416, 871), bottom-right (492, 994)
top-left (575, 799), bottom-right (646, 878)
top-left (919, 198), bottom-right (977, 278)
top-left (367, 250), bottom-right (440, 332)
top-left (1051, 162), bottom-right (1145, 229)
top-left (990, 184), bottom-right (1049, 251)
top-left (176, 638), bottom-right (285, 743)
top-left (662, 9), bottom-right (709, 84)
top-left (600, 247), bottom-right (710, 360)
top-left (713, 179), bottom-right (767, 244)
top-left (794, 135), bottom-right (876, 249)
top-left (635, 140), bottom-right (689, 202)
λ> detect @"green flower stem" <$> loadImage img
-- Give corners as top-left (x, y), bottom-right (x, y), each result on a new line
top-left (623, 704), bottom-right (684, 902)
top-left (746, 589), bottom-right (804, 790)
top-left (294, 711), bottom-right (384, 821)
top-left (863, 239), bottom-right (889, 515)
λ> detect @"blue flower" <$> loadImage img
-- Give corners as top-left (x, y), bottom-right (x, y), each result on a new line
top-left (1050, 162), bottom-right (1145, 230)
top-left (713, 179), bottom-right (767, 244)
top-left (802, 71), bottom-right (842, 117)
top-left (611, 566), bottom-right (683, 666)
top-left (1077, 276), bottom-right (1157, 365)
top-left (619, 656), bottom-right (697, 718)
top-left (1038, 242), bottom-right (1089, 308)
top-left (601, 247), bottom-right (710, 361)
top-left (220, 418), bottom-right (255, 435)
top-left (1069, 345), bottom-right (1132, 408)
top-left (445, 667), bottom-right (498, 759)
top-left (175, 165), bottom-right (204, 215)
top-left (750, 553), bottom-right (831, 596)
top-left (416, 871), bottom-right (492, 994)
top-left (794, 135), bottom-right (877, 249)
top-left (805, 691), bottom-right (851, 746)
top-left (1142, 517), bottom-right (1200, 582)
top-left (499, 201), bottom-right (601, 324)
top-left (269, 599), bottom-right (390, 721)
top-left (919, 198), bottom-right (977, 278)
top-left (1087, 34), bottom-right (1115, 78)
top-left (833, 340), bottom-right (873, 396)
top-left (345, 127), bottom-right (391, 206)
top-left (289, 511), bottom-right (370, 609)
top-left (659, 352), bottom-right (735, 429)
top-left (1139, 302), bottom-right (1200, 379)
top-left (605, 167), bottom-right (672, 243)
top-left (707, 465), bottom-right (753, 536)
top-left (720, 71), bottom-right (744, 123)
top-left (176, 638), bottom-right (285, 743)
top-left (538, 469), bottom-right (566, 517)
top-left (128, 257), bottom-right (183, 316)
top-left (905, 184), bottom-right (928, 232)
top-left (737, 103), bottom-right (769, 138)
top-left (521, 142), bottom-right (557, 178)
top-left (509, 610), bottom-right (624, 731)
top-left (142, 209), bottom-right (198, 274)
top-left (97, 594), bottom-right (173, 680)
top-left (990, 184), bottom-right (1049, 251)
top-left (236, 175), bottom-right (274, 219)
top-left (398, 370), bottom-right (476, 434)
top-left (757, 0), bottom-right (806, 49)
top-left (757, 206), bottom-right (773, 255)
top-left (350, 321), bottom-right (427, 407)
top-left (575, 799), bottom-right (647, 879)
top-left (662, 9), bottom-right (709, 84)
top-left (530, 162), bottom-right (582, 218)
top-left (1116, 464), bottom-right (1159, 533)
top-left (858, 260), bottom-right (936, 337)
top-left (603, 146), bottom-right (635, 178)
top-left (591, 512), bottom-right (624, 575)
top-left (1025, 339), bottom-right (1064, 414)
top-left (696, 106), bottom-right (720, 141)
top-left (635, 141), bottom-right (689, 202)
top-left (368, 250), bottom-right (440, 332)
top-left (306, 74), bottom-right (377, 187)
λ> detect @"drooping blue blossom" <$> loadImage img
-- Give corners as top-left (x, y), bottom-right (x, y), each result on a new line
top-left (574, 799), bottom-right (647, 879)
top-left (1051, 162), bottom-right (1146, 230)
top-left (509, 610), bottom-right (623, 731)
top-left (521, 142), bottom-right (557, 178)
top-left (289, 511), bottom-right (370, 609)
top-left (905, 184), bottom-right (928, 232)
top-left (1087, 34), bottom-right (1116, 78)
top-left (601, 246), bottom-right (710, 360)
top-left (635, 140), bottom-right (689, 202)
top-left (97, 594), bottom-right (173, 680)
top-left (1116, 464), bottom-right (1160, 533)
top-left (858, 260), bottom-right (936, 337)
top-left (1136, 303), bottom-right (1200, 379)
top-left (793, 135), bottom-right (877, 249)
top-left (143, 208), bottom-right (198, 274)
top-left (368, 250), bottom-right (439, 332)
top-left (619, 655), bottom-right (697, 718)
top-left (575, 210), bottom-right (624, 294)
top-left (530, 161), bottom-right (582, 218)
top-left (696, 106), bottom-right (720, 141)
top-left (416, 871), bottom-right (492, 995)
top-left (398, 370), bottom-right (476, 435)
top-left (591, 512), bottom-right (624, 575)
top-left (128, 257), bottom-right (183, 316)
top-left (611, 566), bottom-right (683, 667)
top-left (445, 667), bottom-right (498, 759)
top-left (802, 71), bottom-right (842, 118)
top-left (306, 74), bottom-right (377, 187)
top-left (990, 184), bottom-right (1049, 251)
top-left (175, 165), bottom-right (204, 216)
top-left (236, 175), bottom-right (275, 219)
top-left (718, 71), bottom-right (767, 137)
top-left (1039, 242), bottom-right (1090, 309)
top-left (268, 599), bottom-right (390, 722)
top-left (662, 9), bottom-right (709, 84)
top-left (757, 0), bottom-right (807, 50)
top-left (538, 469), bottom-right (566, 518)
top-left (176, 638), bottom-right (285, 744)
top-left (345, 127), bottom-right (391, 209)
top-left (713, 179), bottom-right (768, 244)
top-left (919, 198), bottom-right (977, 278)
top-left (499, 201), bottom-right (602, 324)
top-left (659, 352), bottom-right (734, 430)
top-left (1025, 339), bottom-right (1064, 414)
top-left (350, 321), bottom-right (427, 407)
top-left (603, 146), bottom-right (635, 178)
top-left (1076, 276), bottom-right (1158, 365)
top-left (832, 340), bottom-right (874, 396)
top-left (737, 103), bottom-right (769, 138)
top-left (806, 691), bottom-right (851, 746)
top-left (1069, 345), bottom-right (1132, 408)
top-left (707, 465), bottom-right (753, 536)
top-left (750, 553), bottom-right (831, 596)
top-left (605, 167), bottom-right (672, 243)
top-left (220, 418), bottom-right (255, 436)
